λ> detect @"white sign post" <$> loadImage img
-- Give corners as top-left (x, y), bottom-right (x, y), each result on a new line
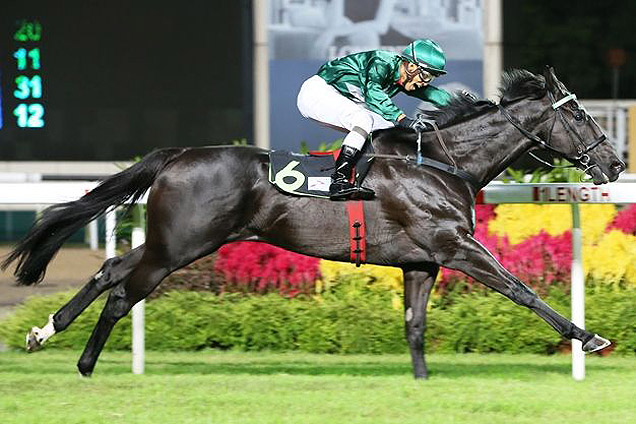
top-left (570, 204), bottom-right (585, 380)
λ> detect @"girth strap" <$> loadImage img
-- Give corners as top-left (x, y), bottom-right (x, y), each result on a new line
top-left (346, 200), bottom-right (366, 266)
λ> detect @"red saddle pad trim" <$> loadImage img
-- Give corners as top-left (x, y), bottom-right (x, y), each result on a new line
top-left (308, 149), bottom-right (340, 161)
top-left (346, 200), bottom-right (366, 266)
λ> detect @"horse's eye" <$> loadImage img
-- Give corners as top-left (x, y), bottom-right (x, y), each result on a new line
top-left (574, 110), bottom-right (585, 121)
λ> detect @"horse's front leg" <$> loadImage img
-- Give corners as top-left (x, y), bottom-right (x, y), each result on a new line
top-left (402, 264), bottom-right (439, 379)
top-left (441, 232), bottom-right (610, 353)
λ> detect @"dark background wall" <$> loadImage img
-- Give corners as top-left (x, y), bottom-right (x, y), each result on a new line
top-left (504, 1), bottom-right (636, 99)
top-left (0, 1), bottom-right (252, 160)
top-left (1, 1), bottom-right (633, 161)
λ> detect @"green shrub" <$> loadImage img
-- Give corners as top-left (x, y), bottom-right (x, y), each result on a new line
top-left (584, 284), bottom-right (636, 354)
top-left (1, 287), bottom-right (635, 355)
top-left (427, 290), bottom-right (565, 354)
top-left (0, 292), bottom-right (132, 351)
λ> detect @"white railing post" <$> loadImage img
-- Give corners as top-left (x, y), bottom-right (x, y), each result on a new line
top-left (88, 219), bottom-right (99, 250)
top-left (131, 226), bottom-right (146, 375)
top-left (105, 208), bottom-right (117, 259)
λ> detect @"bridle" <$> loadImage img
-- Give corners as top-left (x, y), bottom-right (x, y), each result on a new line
top-left (368, 87), bottom-right (609, 190)
top-left (498, 91), bottom-right (607, 172)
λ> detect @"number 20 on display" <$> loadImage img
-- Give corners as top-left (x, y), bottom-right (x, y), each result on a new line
top-left (12, 20), bottom-right (44, 128)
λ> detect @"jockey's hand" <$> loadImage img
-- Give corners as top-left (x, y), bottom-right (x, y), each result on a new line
top-left (396, 116), bottom-right (416, 128)
top-left (397, 115), bottom-right (433, 132)
top-left (461, 89), bottom-right (477, 101)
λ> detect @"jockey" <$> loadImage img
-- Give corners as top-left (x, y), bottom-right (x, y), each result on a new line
top-left (297, 39), bottom-right (452, 200)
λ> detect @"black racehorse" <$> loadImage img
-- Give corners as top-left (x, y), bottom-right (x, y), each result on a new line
top-left (2, 67), bottom-right (625, 378)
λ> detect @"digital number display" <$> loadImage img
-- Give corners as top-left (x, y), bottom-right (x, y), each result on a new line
top-left (11, 19), bottom-right (45, 128)
top-left (0, 5), bottom-right (249, 160)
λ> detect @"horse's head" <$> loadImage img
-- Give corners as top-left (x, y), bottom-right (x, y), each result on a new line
top-left (540, 66), bottom-right (625, 183)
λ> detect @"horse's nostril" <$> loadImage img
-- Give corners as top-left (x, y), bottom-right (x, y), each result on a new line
top-left (611, 161), bottom-right (626, 174)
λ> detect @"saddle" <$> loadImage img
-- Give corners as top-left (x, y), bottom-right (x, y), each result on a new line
top-left (268, 143), bottom-right (374, 198)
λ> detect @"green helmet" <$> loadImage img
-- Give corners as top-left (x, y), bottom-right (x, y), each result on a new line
top-left (401, 39), bottom-right (447, 76)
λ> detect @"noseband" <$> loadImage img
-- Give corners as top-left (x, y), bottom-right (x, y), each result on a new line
top-left (498, 92), bottom-right (607, 170)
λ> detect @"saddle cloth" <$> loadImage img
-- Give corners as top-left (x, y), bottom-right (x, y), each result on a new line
top-left (268, 145), bottom-right (374, 198)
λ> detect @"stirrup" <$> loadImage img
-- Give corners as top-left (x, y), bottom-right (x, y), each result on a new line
top-left (329, 180), bottom-right (357, 200)
top-left (352, 185), bottom-right (375, 200)
top-left (329, 182), bottom-right (375, 201)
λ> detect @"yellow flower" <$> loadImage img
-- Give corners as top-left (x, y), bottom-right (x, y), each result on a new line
top-left (584, 230), bottom-right (636, 286)
top-left (488, 204), bottom-right (616, 245)
top-left (320, 260), bottom-right (403, 291)
top-left (319, 260), bottom-right (404, 308)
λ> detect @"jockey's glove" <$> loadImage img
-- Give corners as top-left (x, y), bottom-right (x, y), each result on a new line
top-left (461, 89), bottom-right (477, 101)
top-left (396, 116), bottom-right (416, 128)
top-left (396, 116), bottom-right (433, 132)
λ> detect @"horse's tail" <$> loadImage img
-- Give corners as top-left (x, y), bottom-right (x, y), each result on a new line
top-left (1, 147), bottom-right (187, 286)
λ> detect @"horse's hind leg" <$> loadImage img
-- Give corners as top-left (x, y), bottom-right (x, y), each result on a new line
top-left (442, 234), bottom-right (610, 353)
top-left (76, 252), bottom-right (170, 376)
top-left (75, 156), bottom-right (253, 375)
top-left (75, 239), bottom-right (228, 376)
top-left (403, 264), bottom-right (439, 380)
top-left (26, 247), bottom-right (144, 351)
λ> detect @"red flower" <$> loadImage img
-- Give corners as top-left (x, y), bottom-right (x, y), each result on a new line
top-left (440, 208), bottom-right (573, 294)
top-left (214, 242), bottom-right (321, 297)
top-left (608, 204), bottom-right (636, 235)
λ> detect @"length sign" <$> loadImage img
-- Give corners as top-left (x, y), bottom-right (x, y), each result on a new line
top-left (478, 182), bottom-right (636, 204)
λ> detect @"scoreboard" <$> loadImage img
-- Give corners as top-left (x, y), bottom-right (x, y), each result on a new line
top-left (10, 19), bottom-right (45, 129)
top-left (0, 4), bottom-right (250, 161)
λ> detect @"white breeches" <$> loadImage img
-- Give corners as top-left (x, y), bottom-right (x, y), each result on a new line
top-left (297, 75), bottom-right (394, 150)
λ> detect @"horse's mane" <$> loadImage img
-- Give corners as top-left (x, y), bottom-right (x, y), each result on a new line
top-left (422, 69), bottom-right (547, 128)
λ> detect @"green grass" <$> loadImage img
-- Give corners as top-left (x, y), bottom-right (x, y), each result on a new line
top-left (1, 350), bottom-right (635, 424)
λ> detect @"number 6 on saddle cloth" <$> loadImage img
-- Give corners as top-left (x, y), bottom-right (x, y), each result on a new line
top-left (268, 143), bottom-right (374, 198)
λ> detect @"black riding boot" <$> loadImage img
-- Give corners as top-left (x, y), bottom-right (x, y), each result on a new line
top-left (329, 145), bottom-right (375, 200)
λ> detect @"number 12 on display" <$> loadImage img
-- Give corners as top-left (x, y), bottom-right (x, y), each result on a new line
top-left (14, 104), bottom-right (44, 128)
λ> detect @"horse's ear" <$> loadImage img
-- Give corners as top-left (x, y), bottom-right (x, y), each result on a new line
top-left (543, 66), bottom-right (557, 90)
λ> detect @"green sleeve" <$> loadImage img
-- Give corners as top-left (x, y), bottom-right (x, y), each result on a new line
top-left (409, 85), bottom-right (452, 108)
top-left (361, 60), bottom-right (403, 121)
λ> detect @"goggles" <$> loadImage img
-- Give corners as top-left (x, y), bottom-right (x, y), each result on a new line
top-left (417, 68), bottom-right (434, 84)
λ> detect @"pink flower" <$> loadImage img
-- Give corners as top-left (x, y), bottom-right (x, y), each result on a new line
top-left (440, 213), bottom-right (573, 294)
top-left (608, 204), bottom-right (636, 235)
top-left (214, 242), bottom-right (321, 297)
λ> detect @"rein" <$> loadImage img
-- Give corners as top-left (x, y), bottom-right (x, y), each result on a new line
top-left (366, 121), bottom-right (481, 189)
top-left (366, 119), bottom-right (480, 188)
top-left (364, 90), bottom-right (606, 189)
top-left (366, 152), bottom-right (480, 187)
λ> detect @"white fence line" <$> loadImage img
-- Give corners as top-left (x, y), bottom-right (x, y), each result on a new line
top-left (1, 180), bottom-right (636, 380)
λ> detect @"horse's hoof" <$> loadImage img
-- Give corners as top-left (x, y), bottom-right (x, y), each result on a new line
top-left (25, 327), bottom-right (44, 353)
top-left (582, 334), bottom-right (611, 353)
top-left (78, 370), bottom-right (92, 378)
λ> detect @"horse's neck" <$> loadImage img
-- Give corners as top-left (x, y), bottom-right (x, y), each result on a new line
top-left (444, 97), bottom-right (552, 186)
top-left (372, 98), bottom-right (552, 189)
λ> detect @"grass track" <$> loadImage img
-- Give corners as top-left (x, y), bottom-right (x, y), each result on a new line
top-left (1, 350), bottom-right (635, 424)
